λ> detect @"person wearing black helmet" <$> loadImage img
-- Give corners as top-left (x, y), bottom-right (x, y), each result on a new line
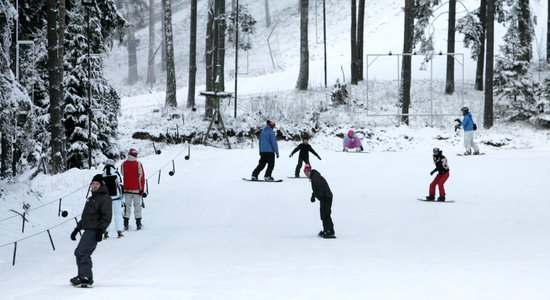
top-left (455, 107), bottom-right (480, 155)
top-left (426, 148), bottom-right (450, 202)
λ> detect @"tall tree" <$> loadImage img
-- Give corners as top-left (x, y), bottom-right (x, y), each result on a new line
top-left (127, 25), bottom-right (138, 84)
top-left (475, 0), bottom-right (487, 90)
top-left (401, 0), bottom-right (414, 125)
top-left (215, 0), bottom-right (226, 92)
top-left (47, 0), bottom-right (65, 174)
top-left (187, 0), bottom-right (197, 109)
top-left (444, 0), bottom-right (456, 94)
top-left (205, 1), bottom-right (215, 118)
top-left (357, 0), bottom-right (365, 81)
top-left (146, 0), bottom-right (156, 85)
top-left (350, 0), bottom-right (358, 84)
top-left (296, 0), bottom-right (309, 90)
top-left (163, 0), bottom-right (177, 108)
top-left (484, 0), bottom-right (494, 128)
top-left (547, 0), bottom-right (549, 64)
top-left (161, 0), bottom-right (166, 71)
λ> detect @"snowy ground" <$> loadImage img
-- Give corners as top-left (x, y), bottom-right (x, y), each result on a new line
top-left (1, 142), bottom-right (550, 299)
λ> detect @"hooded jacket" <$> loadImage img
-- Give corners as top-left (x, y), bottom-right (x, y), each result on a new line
top-left (77, 185), bottom-right (112, 232)
top-left (309, 170), bottom-right (333, 201)
top-left (461, 112), bottom-right (475, 131)
top-left (258, 125), bottom-right (279, 154)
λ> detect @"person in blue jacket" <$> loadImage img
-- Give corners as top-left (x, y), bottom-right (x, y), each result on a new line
top-left (455, 107), bottom-right (480, 155)
top-left (251, 120), bottom-right (279, 181)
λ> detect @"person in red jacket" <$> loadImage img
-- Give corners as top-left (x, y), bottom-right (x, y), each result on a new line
top-left (121, 148), bottom-right (146, 230)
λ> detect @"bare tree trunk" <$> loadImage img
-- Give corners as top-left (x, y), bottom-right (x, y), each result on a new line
top-left (445, 0), bottom-right (456, 94)
top-left (187, 0), bottom-right (197, 108)
top-left (350, 0), bottom-right (358, 84)
top-left (356, 0), bottom-right (365, 81)
top-left (401, 0), bottom-right (414, 125)
top-left (146, 0), bottom-right (156, 85)
top-left (265, 0), bottom-right (271, 27)
top-left (296, 0), bottom-right (309, 90)
top-left (484, 0), bottom-right (494, 128)
top-left (47, 0), bottom-right (64, 174)
top-left (547, 0), bottom-right (549, 64)
top-left (127, 26), bottom-right (139, 84)
top-left (161, 0), bottom-right (167, 72)
top-left (517, 0), bottom-right (532, 62)
top-left (205, 1), bottom-right (215, 118)
top-left (163, 0), bottom-right (177, 108)
top-left (215, 0), bottom-right (226, 92)
top-left (475, 0), bottom-right (486, 90)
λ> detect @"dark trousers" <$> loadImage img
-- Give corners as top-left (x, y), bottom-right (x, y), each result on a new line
top-left (74, 230), bottom-right (98, 279)
top-left (294, 157), bottom-right (310, 177)
top-left (319, 197), bottom-right (334, 233)
top-left (252, 152), bottom-right (275, 178)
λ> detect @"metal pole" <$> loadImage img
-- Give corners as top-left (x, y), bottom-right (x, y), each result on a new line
top-left (430, 55), bottom-right (433, 127)
top-left (323, 0), bottom-right (327, 88)
top-left (87, 7), bottom-right (92, 169)
top-left (234, 0), bottom-right (239, 118)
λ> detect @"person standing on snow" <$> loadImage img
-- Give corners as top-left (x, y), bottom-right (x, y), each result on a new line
top-left (343, 129), bottom-right (364, 152)
top-left (426, 148), bottom-right (450, 202)
top-left (102, 159), bottom-right (124, 239)
top-left (289, 137), bottom-right (321, 177)
top-left (70, 174), bottom-right (112, 288)
top-left (455, 107), bottom-right (480, 155)
top-left (121, 148), bottom-right (146, 230)
top-left (303, 164), bottom-right (335, 238)
top-left (251, 120), bottom-right (279, 181)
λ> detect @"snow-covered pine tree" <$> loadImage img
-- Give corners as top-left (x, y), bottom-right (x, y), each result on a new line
top-left (0, 0), bottom-right (33, 177)
top-left (63, 1), bottom-right (124, 168)
top-left (493, 0), bottom-right (537, 121)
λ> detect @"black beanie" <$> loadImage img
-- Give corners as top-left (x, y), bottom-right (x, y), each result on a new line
top-left (92, 174), bottom-right (103, 184)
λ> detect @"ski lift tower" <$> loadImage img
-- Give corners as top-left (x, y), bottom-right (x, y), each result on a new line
top-left (200, 65), bottom-right (232, 149)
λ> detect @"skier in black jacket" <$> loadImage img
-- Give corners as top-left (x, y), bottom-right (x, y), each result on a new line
top-left (289, 138), bottom-right (321, 177)
top-left (69, 174), bottom-right (112, 287)
top-left (426, 148), bottom-right (450, 202)
top-left (303, 164), bottom-right (335, 238)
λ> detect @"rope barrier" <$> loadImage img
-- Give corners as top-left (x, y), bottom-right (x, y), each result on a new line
top-left (0, 142), bottom-right (192, 266)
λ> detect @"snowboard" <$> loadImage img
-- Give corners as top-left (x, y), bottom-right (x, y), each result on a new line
top-left (337, 150), bottom-right (367, 153)
top-left (319, 235), bottom-right (337, 239)
top-left (287, 176), bottom-right (309, 179)
top-left (242, 178), bottom-right (283, 183)
top-left (457, 153), bottom-right (485, 156)
top-left (417, 198), bottom-right (455, 203)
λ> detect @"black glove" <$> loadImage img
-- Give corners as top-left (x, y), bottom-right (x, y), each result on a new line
top-left (317, 156), bottom-right (321, 160)
top-left (142, 192), bottom-right (147, 198)
top-left (70, 228), bottom-right (79, 241)
top-left (289, 154), bottom-right (292, 158)
top-left (310, 195), bottom-right (316, 203)
top-left (430, 170), bottom-right (435, 175)
top-left (276, 153), bottom-right (279, 158)
top-left (95, 230), bottom-right (103, 242)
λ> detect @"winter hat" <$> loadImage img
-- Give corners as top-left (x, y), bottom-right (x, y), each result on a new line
top-left (303, 164), bottom-right (312, 173)
top-left (461, 106), bottom-right (469, 112)
top-left (92, 174), bottom-right (103, 184)
top-left (105, 159), bottom-right (115, 166)
top-left (128, 148), bottom-right (138, 157)
top-left (347, 130), bottom-right (354, 137)
top-left (432, 148), bottom-right (442, 155)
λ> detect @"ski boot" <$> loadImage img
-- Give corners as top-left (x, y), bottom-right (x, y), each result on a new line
top-left (136, 218), bottom-right (142, 230)
top-left (117, 231), bottom-right (124, 238)
top-left (123, 217), bottom-right (129, 230)
top-left (70, 276), bottom-right (93, 288)
top-left (250, 175), bottom-right (258, 181)
top-left (425, 195), bottom-right (435, 201)
top-left (264, 176), bottom-right (274, 181)
top-left (437, 196), bottom-right (446, 202)
top-left (318, 230), bottom-right (336, 239)
top-left (103, 232), bottom-right (109, 239)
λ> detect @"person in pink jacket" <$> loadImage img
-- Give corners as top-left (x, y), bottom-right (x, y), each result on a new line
top-left (343, 130), bottom-right (363, 152)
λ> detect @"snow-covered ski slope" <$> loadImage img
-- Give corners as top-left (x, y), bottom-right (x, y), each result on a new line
top-left (1, 144), bottom-right (550, 299)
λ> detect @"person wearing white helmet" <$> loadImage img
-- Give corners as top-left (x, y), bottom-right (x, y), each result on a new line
top-left (455, 107), bottom-right (480, 155)
top-left (102, 159), bottom-right (124, 238)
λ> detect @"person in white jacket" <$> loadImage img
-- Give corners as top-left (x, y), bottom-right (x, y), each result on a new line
top-left (102, 159), bottom-right (124, 238)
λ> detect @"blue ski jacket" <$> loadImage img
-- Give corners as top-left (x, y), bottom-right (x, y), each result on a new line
top-left (259, 125), bottom-right (279, 154)
top-left (461, 112), bottom-right (475, 131)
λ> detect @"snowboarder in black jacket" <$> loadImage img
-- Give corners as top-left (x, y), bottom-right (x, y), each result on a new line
top-left (304, 164), bottom-right (335, 238)
top-left (69, 174), bottom-right (112, 287)
top-left (289, 138), bottom-right (321, 177)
